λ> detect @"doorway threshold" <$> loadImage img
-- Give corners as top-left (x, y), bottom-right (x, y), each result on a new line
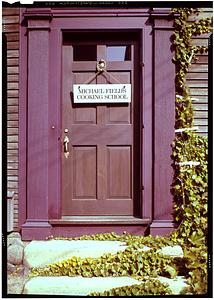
top-left (49, 216), bottom-right (151, 225)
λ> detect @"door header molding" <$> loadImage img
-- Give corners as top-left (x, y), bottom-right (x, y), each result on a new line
top-left (23, 7), bottom-right (178, 20)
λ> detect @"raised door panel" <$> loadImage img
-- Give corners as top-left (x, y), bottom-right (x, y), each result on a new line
top-left (107, 72), bottom-right (131, 124)
top-left (73, 73), bottom-right (97, 124)
top-left (73, 146), bottom-right (97, 199)
top-left (107, 146), bottom-right (132, 199)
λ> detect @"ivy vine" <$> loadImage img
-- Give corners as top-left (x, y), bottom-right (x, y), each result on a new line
top-left (170, 7), bottom-right (211, 244)
top-left (89, 280), bottom-right (172, 296)
top-left (170, 7), bottom-right (211, 295)
top-left (172, 7), bottom-right (212, 96)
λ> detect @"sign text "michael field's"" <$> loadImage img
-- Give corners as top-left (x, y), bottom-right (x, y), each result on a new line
top-left (73, 84), bottom-right (131, 103)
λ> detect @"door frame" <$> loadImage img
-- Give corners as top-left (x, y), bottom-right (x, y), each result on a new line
top-left (19, 7), bottom-right (176, 240)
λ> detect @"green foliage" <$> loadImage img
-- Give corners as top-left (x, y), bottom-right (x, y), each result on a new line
top-left (170, 7), bottom-right (210, 296)
top-left (162, 265), bottom-right (177, 279)
top-left (180, 245), bottom-right (208, 295)
top-left (171, 131), bottom-right (208, 244)
top-left (89, 279), bottom-right (172, 296)
top-left (31, 244), bottom-right (174, 278)
top-left (175, 95), bottom-right (193, 128)
top-left (171, 8), bottom-right (212, 96)
top-left (51, 231), bottom-right (176, 249)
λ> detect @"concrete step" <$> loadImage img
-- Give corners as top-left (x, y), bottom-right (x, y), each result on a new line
top-left (157, 276), bottom-right (188, 295)
top-left (23, 275), bottom-right (188, 296)
top-left (22, 240), bottom-right (188, 296)
top-left (23, 276), bottom-right (141, 295)
top-left (24, 240), bottom-right (127, 268)
top-left (24, 240), bottom-right (184, 269)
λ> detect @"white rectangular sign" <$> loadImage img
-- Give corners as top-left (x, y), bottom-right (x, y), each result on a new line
top-left (73, 84), bottom-right (131, 103)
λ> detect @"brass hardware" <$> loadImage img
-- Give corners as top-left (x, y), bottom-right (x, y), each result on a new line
top-left (64, 128), bottom-right (69, 133)
top-left (51, 126), bottom-right (55, 129)
top-left (63, 134), bottom-right (70, 159)
top-left (96, 59), bottom-right (106, 72)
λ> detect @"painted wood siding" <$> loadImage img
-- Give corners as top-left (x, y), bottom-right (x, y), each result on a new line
top-left (3, 8), bottom-right (20, 230)
top-left (187, 8), bottom-right (212, 137)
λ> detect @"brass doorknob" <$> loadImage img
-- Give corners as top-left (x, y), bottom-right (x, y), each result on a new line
top-left (63, 129), bottom-right (69, 158)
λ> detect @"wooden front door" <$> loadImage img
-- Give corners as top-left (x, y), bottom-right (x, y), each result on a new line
top-left (61, 32), bottom-right (140, 217)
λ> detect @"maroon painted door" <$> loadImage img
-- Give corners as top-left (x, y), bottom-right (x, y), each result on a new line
top-left (61, 32), bottom-right (140, 216)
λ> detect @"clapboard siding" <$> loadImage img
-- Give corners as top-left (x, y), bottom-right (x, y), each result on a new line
top-left (2, 8), bottom-right (20, 15)
top-left (7, 98), bottom-right (19, 106)
top-left (3, 15), bottom-right (19, 24)
top-left (187, 8), bottom-right (212, 137)
top-left (6, 33), bottom-right (19, 41)
top-left (3, 24), bottom-right (19, 32)
top-left (7, 114), bottom-right (19, 121)
top-left (189, 63), bottom-right (208, 73)
top-left (8, 120), bottom-right (19, 127)
top-left (187, 80), bottom-right (208, 87)
top-left (188, 8), bottom-right (213, 22)
top-left (7, 50), bottom-right (19, 58)
top-left (3, 7), bottom-right (19, 230)
top-left (186, 73), bottom-right (208, 80)
top-left (7, 42), bottom-right (19, 50)
top-left (7, 66), bottom-right (19, 74)
top-left (189, 13), bottom-right (212, 21)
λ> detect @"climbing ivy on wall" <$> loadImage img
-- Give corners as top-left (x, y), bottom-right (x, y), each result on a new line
top-left (171, 7), bottom-right (211, 242)
top-left (171, 132), bottom-right (208, 241)
top-left (172, 7), bottom-right (212, 96)
top-left (170, 7), bottom-right (211, 295)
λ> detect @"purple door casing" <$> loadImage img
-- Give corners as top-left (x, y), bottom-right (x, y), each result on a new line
top-left (19, 7), bottom-right (176, 240)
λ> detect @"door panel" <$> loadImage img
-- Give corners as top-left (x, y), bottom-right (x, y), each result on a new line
top-left (107, 105), bottom-right (130, 124)
top-left (73, 146), bottom-right (97, 199)
top-left (107, 146), bottom-right (132, 199)
top-left (73, 73), bottom-right (97, 124)
top-left (106, 72), bottom-right (131, 124)
top-left (74, 108), bottom-right (97, 124)
top-left (62, 34), bottom-right (139, 216)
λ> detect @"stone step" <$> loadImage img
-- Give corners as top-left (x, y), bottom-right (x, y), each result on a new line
top-left (157, 276), bottom-right (188, 295)
top-left (23, 275), bottom-right (189, 296)
top-left (23, 276), bottom-right (141, 295)
top-left (24, 240), bottom-right (184, 269)
top-left (24, 240), bottom-right (127, 268)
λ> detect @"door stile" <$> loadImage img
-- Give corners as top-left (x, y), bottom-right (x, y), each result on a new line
top-left (61, 45), bottom-right (73, 216)
top-left (49, 28), bottom-right (63, 220)
top-left (132, 39), bottom-right (141, 218)
top-left (140, 28), bottom-right (153, 220)
top-left (97, 45), bottom-right (107, 125)
top-left (96, 45), bottom-right (108, 206)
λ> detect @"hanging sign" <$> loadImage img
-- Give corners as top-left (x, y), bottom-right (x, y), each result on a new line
top-left (73, 84), bottom-right (131, 103)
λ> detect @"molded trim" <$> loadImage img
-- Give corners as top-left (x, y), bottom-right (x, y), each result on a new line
top-left (150, 221), bottom-right (178, 236)
top-left (50, 216), bottom-right (151, 225)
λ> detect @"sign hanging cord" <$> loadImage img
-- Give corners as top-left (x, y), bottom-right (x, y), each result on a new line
top-left (82, 60), bottom-right (122, 84)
